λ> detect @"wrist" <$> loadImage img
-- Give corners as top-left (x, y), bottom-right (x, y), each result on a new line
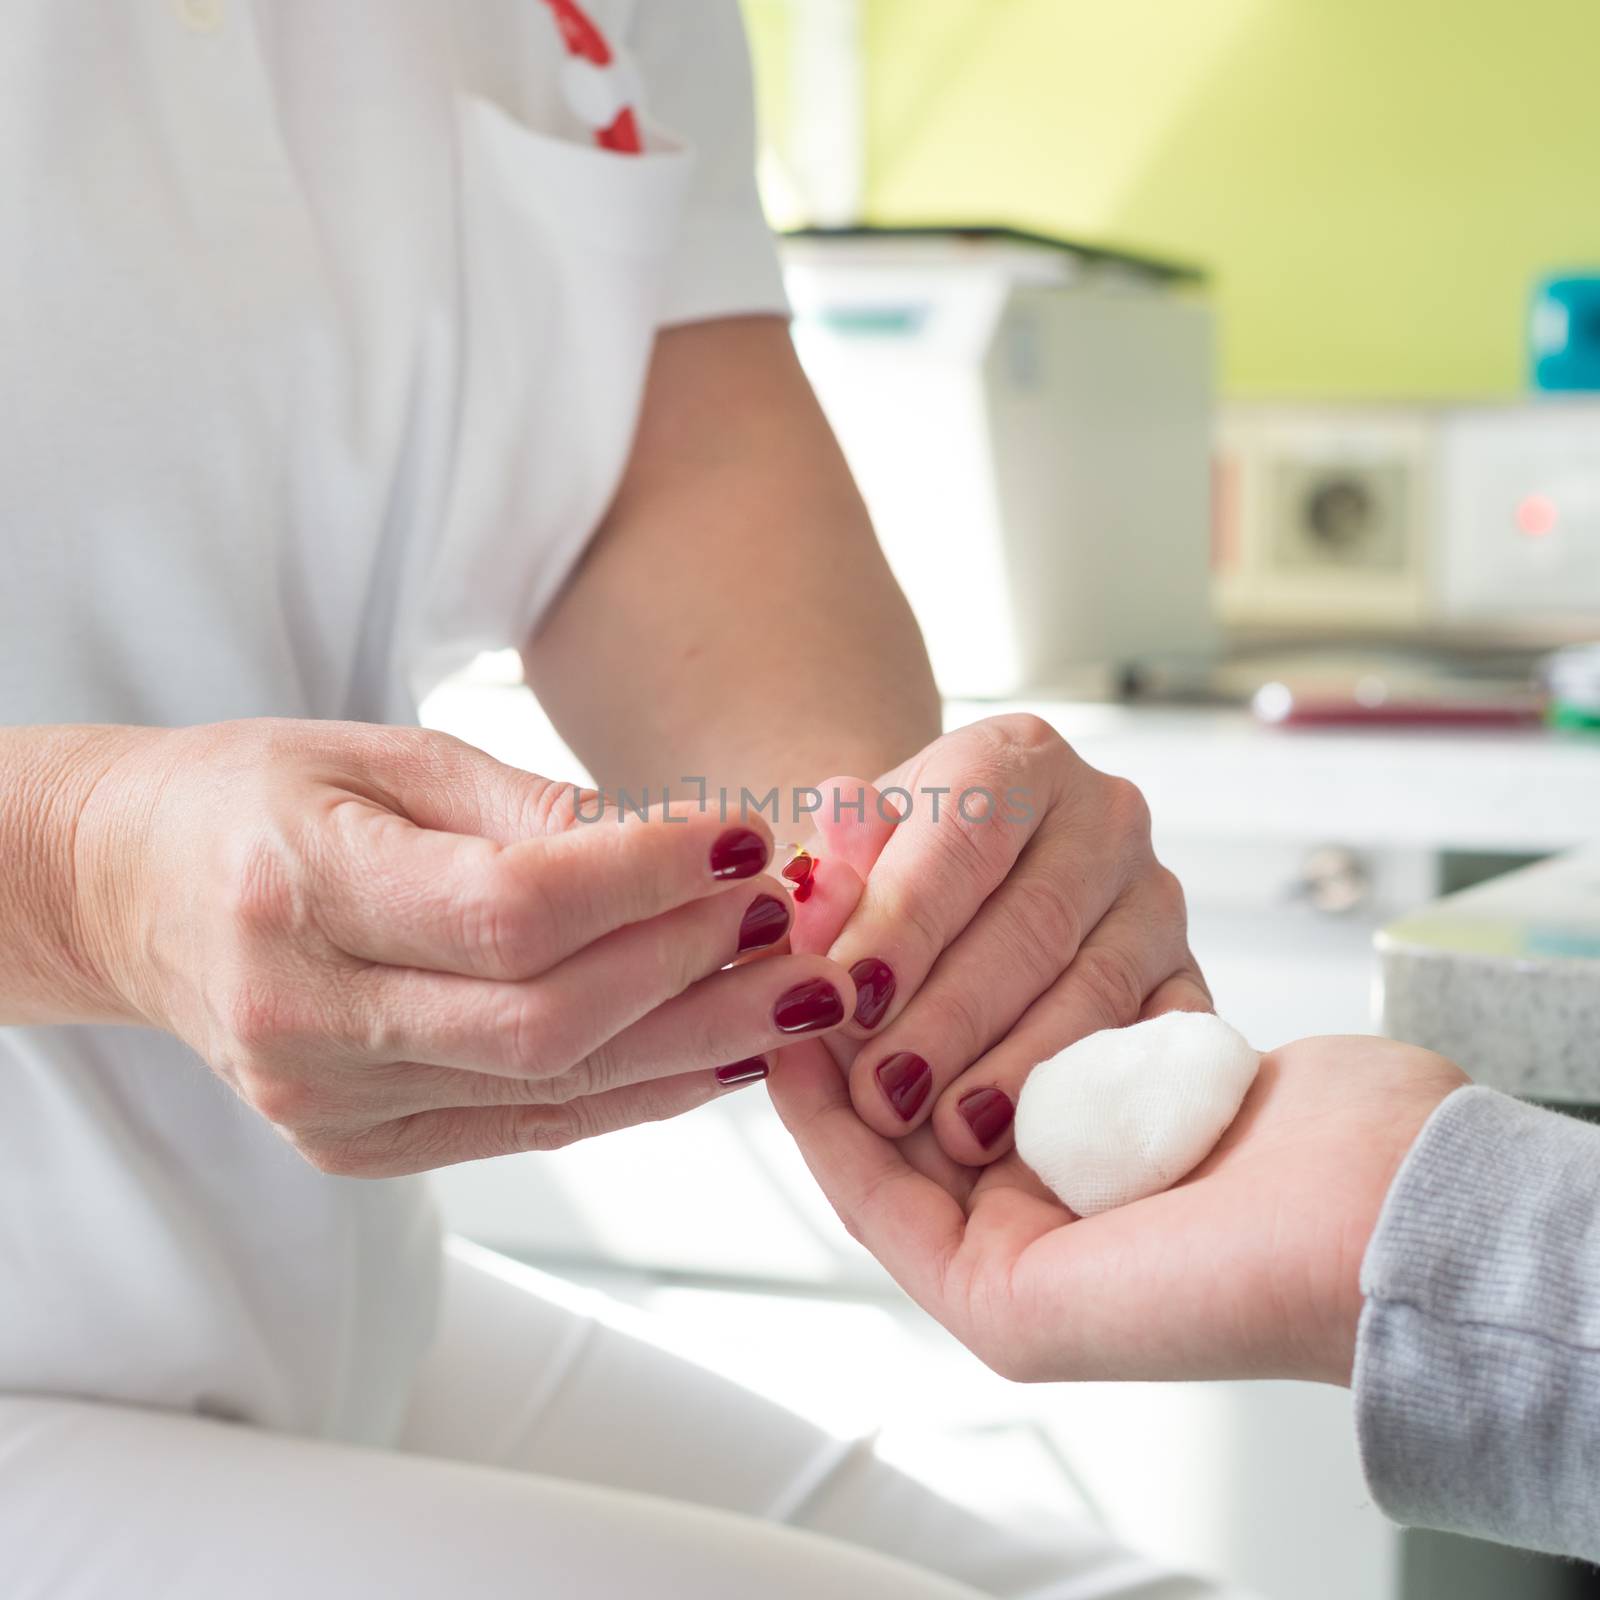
top-left (1319, 1068), bottom-right (1468, 1386)
top-left (20, 724), bottom-right (171, 1025)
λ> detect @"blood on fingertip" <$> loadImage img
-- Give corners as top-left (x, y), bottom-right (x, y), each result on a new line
top-left (781, 849), bottom-right (818, 904)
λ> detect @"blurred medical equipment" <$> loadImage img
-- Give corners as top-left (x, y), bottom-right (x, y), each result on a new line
top-left (1542, 642), bottom-right (1600, 729)
top-left (1216, 401), bottom-right (1600, 639)
top-left (1530, 273), bottom-right (1600, 392)
top-left (781, 227), bottom-right (1216, 699)
top-left (1239, 646), bottom-right (1548, 730)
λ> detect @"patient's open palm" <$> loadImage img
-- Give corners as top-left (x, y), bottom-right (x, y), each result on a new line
top-left (770, 1034), bottom-right (1465, 1385)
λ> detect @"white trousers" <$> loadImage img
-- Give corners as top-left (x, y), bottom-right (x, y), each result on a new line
top-left (0, 1239), bottom-right (1230, 1599)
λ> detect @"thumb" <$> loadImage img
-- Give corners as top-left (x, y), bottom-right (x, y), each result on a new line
top-left (375, 730), bottom-right (599, 846)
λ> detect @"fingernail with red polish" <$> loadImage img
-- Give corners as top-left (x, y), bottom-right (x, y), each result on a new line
top-left (959, 1087), bottom-right (1015, 1149)
top-left (773, 977), bottom-right (845, 1034)
top-left (737, 894), bottom-right (790, 954)
top-left (710, 828), bottom-right (768, 881)
top-left (848, 958), bottom-right (896, 1029)
top-left (876, 1052), bottom-right (931, 1121)
top-left (715, 1057), bottom-right (770, 1087)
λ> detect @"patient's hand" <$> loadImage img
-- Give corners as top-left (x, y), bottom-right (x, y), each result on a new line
top-left (769, 1033), bottom-right (1465, 1385)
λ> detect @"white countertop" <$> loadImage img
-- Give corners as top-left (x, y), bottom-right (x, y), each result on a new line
top-left (1378, 848), bottom-right (1600, 1101)
top-left (947, 700), bottom-right (1600, 854)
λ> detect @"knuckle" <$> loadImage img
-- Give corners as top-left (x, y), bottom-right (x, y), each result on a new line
top-left (962, 712), bottom-right (1067, 790)
top-left (1074, 943), bottom-right (1146, 1030)
top-left (223, 979), bottom-right (302, 1053)
top-left (222, 834), bottom-right (303, 938)
top-left (404, 729), bottom-right (480, 794)
top-left (1167, 951), bottom-right (1214, 1011)
top-left (351, 1001), bottom-right (405, 1065)
top-left (655, 923), bottom-right (707, 1002)
top-left (923, 981), bottom-right (990, 1056)
top-left (504, 1074), bottom-right (562, 1108)
top-left (1152, 861), bottom-right (1185, 905)
top-left (1104, 775), bottom-right (1152, 841)
top-left (1151, 863), bottom-right (1189, 925)
top-left (558, 1094), bottom-right (610, 1145)
top-left (531, 780), bottom-right (599, 835)
top-left (1007, 874), bottom-right (1084, 966)
top-left (241, 1068), bottom-right (315, 1128)
top-left (937, 788), bottom-right (1012, 873)
top-left (489, 991), bottom-right (556, 1078)
top-left (883, 823), bottom-right (1008, 956)
top-left (457, 864), bottom-right (548, 980)
top-left (508, 1105), bottom-right (581, 1155)
top-left (395, 730), bottom-right (569, 842)
top-left (562, 1039), bottom-right (620, 1101)
top-left (885, 882), bottom-right (950, 957)
top-left (630, 1084), bottom-right (702, 1132)
top-left (990, 711), bottom-right (1061, 757)
top-left (623, 920), bottom-right (699, 1010)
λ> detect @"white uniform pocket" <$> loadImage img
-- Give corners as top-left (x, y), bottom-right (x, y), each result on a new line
top-left (405, 94), bottom-right (694, 697)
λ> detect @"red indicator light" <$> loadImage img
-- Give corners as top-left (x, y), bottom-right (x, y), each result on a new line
top-left (1515, 493), bottom-right (1558, 538)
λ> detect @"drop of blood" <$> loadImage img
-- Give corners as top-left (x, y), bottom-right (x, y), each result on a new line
top-left (782, 853), bottom-right (817, 903)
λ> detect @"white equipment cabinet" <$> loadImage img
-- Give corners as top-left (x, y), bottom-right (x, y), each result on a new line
top-left (782, 229), bottom-right (1216, 698)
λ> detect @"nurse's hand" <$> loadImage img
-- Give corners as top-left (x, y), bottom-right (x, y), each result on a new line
top-left (793, 717), bottom-right (1209, 1166)
top-left (71, 719), bottom-right (857, 1176)
top-left (770, 1033), bottom-right (1467, 1384)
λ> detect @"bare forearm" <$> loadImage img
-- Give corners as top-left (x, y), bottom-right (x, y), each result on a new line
top-left (524, 317), bottom-right (941, 814)
top-left (0, 724), bottom-right (153, 1025)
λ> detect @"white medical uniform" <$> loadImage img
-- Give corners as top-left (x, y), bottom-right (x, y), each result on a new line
top-left (1, 0), bottom-right (785, 1449)
top-left (0, 4), bottom-right (1235, 1595)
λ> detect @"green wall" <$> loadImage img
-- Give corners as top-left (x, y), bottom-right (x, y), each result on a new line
top-left (745, 0), bottom-right (1600, 399)
top-left (740, 0), bottom-right (791, 183)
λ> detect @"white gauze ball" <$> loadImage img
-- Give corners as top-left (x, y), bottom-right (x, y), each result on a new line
top-left (1014, 1012), bottom-right (1260, 1216)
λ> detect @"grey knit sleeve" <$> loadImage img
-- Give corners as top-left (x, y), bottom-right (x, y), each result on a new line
top-left (1353, 1085), bottom-right (1600, 1562)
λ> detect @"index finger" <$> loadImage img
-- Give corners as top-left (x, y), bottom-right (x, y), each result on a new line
top-left (317, 798), bottom-right (773, 980)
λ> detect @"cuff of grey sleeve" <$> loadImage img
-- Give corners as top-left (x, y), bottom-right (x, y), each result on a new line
top-left (1353, 1085), bottom-right (1600, 1561)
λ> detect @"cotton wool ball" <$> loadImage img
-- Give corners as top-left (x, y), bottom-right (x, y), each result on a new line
top-left (1014, 1012), bottom-right (1260, 1217)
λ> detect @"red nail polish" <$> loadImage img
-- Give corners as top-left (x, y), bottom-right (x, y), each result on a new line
top-left (959, 1087), bottom-right (1015, 1149)
top-left (781, 849), bottom-right (818, 904)
top-left (876, 1052), bottom-right (931, 1121)
top-left (848, 958), bottom-right (896, 1029)
top-left (737, 894), bottom-right (790, 954)
top-left (710, 828), bottom-right (768, 881)
top-left (773, 977), bottom-right (845, 1033)
top-left (715, 1057), bottom-right (770, 1086)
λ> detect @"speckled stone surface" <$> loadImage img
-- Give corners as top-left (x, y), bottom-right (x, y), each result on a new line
top-left (1378, 849), bottom-right (1600, 1103)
